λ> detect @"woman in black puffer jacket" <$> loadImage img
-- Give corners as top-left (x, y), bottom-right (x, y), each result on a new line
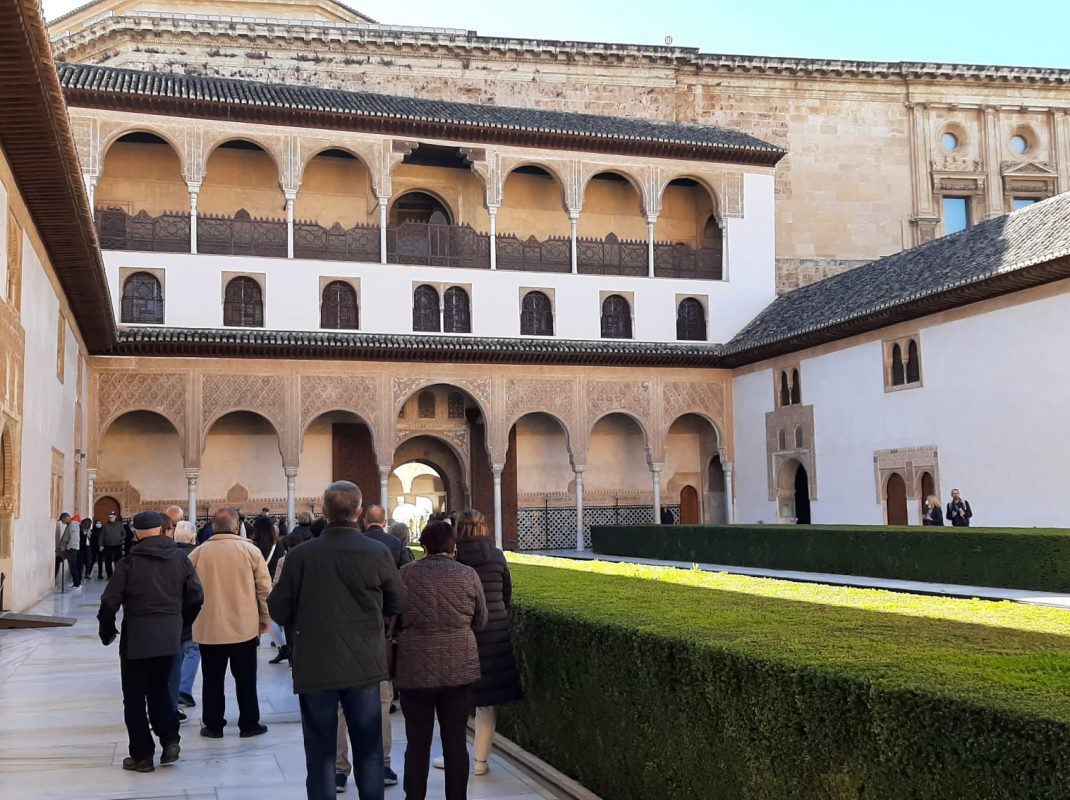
top-left (450, 508), bottom-right (523, 776)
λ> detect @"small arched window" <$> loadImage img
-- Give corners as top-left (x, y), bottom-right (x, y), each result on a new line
top-left (447, 391), bottom-right (465, 419)
top-left (702, 217), bottom-right (724, 280)
top-left (521, 291), bottom-right (554, 336)
top-left (790, 369), bottom-right (801, 405)
top-left (320, 280), bottom-right (359, 330)
top-left (418, 391), bottom-right (436, 419)
top-left (223, 276), bottom-right (263, 327)
top-left (676, 297), bottom-right (706, 341)
top-left (779, 372), bottom-right (791, 408)
top-left (443, 286), bottom-right (471, 334)
top-left (121, 271), bottom-right (164, 324)
top-left (600, 294), bottom-right (632, 339)
top-left (906, 339), bottom-right (921, 384)
top-left (794, 426), bottom-right (805, 448)
top-left (777, 428), bottom-right (787, 450)
top-left (891, 343), bottom-right (906, 386)
top-left (413, 285), bottom-right (440, 332)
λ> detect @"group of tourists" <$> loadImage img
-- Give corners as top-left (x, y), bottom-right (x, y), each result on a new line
top-left (88, 482), bottom-right (522, 800)
top-left (53, 509), bottom-right (128, 590)
top-left (922, 488), bottom-right (975, 527)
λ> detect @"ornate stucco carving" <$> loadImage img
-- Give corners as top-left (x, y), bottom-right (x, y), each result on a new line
top-left (299, 375), bottom-right (379, 432)
top-left (201, 374), bottom-right (283, 433)
top-left (586, 380), bottom-right (651, 435)
top-left (97, 371), bottom-right (186, 434)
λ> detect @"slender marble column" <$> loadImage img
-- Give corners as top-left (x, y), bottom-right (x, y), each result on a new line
top-left (724, 462), bottom-right (735, 524)
top-left (187, 182), bottom-right (201, 254)
top-left (492, 464), bottom-right (504, 549)
top-left (573, 466), bottom-right (586, 550)
top-left (569, 212), bottom-right (579, 274)
top-left (650, 463), bottom-right (663, 523)
top-left (379, 465), bottom-right (391, 519)
top-left (86, 469), bottom-right (97, 519)
top-left (284, 192), bottom-right (297, 258)
top-left (378, 196), bottom-right (389, 264)
top-left (488, 207), bottom-right (498, 270)
top-left (285, 468), bottom-right (298, 532)
top-left (646, 216), bottom-right (657, 277)
top-left (185, 469), bottom-right (199, 526)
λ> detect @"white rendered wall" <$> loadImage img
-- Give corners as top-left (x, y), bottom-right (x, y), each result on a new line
top-left (9, 225), bottom-right (82, 610)
top-left (102, 173), bottom-right (775, 344)
top-left (732, 286), bottom-right (1070, 528)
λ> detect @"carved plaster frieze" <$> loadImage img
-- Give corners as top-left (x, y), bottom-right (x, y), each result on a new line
top-left (392, 376), bottom-right (492, 416)
top-left (97, 371), bottom-right (186, 434)
top-left (586, 380), bottom-right (651, 433)
top-left (300, 375), bottom-right (379, 431)
top-left (661, 381), bottom-right (725, 434)
top-left (504, 377), bottom-right (575, 431)
top-left (201, 374), bottom-right (283, 432)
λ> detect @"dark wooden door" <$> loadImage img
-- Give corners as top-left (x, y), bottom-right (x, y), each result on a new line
top-left (679, 485), bottom-right (700, 524)
top-left (886, 473), bottom-right (908, 525)
top-left (331, 423), bottom-right (380, 508)
top-left (794, 466), bottom-right (811, 524)
top-left (93, 496), bottom-right (121, 523)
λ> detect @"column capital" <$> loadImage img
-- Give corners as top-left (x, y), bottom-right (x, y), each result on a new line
top-left (572, 464), bottom-right (586, 475)
top-left (491, 463), bottom-right (505, 476)
top-left (86, 467), bottom-right (98, 480)
top-left (646, 213), bottom-right (659, 225)
top-left (567, 208), bottom-right (581, 221)
top-left (284, 189), bottom-right (298, 203)
top-left (378, 465), bottom-right (392, 480)
top-left (186, 180), bottom-right (202, 194)
top-left (486, 203), bottom-right (500, 215)
top-left (284, 467), bottom-right (299, 479)
top-left (649, 462), bottom-right (663, 473)
top-left (184, 468), bottom-right (200, 480)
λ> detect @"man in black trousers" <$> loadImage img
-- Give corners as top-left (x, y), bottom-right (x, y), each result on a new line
top-left (98, 511), bottom-right (204, 772)
top-left (946, 488), bottom-right (974, 527)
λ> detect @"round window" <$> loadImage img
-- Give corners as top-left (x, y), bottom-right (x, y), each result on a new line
top-left (941, 132), bottom-right (959, 151)
top-left (1011, 134), bottom-right (1029, 155)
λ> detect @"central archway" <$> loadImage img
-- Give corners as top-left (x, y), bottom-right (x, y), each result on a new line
top-left (392, 436), bottom-right (465, 522)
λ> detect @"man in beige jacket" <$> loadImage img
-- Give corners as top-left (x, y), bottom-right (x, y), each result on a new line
top-left (188, 507), bottom-right (272, 739)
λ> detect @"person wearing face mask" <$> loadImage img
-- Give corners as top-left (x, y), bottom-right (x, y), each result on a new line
top-left (102, 511), bottom-right (125, 578)
top-left (90, 520), bottom-right (106, 579)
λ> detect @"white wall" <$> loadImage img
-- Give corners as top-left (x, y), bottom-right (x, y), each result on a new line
top-left (101, 172), bottom-right (775, 344)
top-left (732, 286), bottom-right (1070, 528)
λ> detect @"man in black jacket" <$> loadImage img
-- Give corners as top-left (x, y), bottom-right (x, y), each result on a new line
top-left (945, 489), bottom-right (974, 527)
top-left (98, 511), bottom-right (204, 773)
top-left (363, 505), bottom-right (413, 570)
top-left (269, 482), bottom-right (407, 800)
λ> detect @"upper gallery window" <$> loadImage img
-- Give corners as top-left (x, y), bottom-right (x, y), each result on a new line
top-left (223, 276), bottom-right (264, 327)
top-left (413, 284), bottom-right (441, 333)
top-left (120, 271), bottom-right (164, 324)
top-left (600, 294), bottom-right (632, 339)
top-left (676, 297), bottom-right (707, 341)
top-left (443, 286), bottom-right (471, 334)
top-left (886, 336), bottom-right (922, 389)
top-left (321, 280), bottom-right (359, 330)
top-left (520, 291), bottom-right (554, 336)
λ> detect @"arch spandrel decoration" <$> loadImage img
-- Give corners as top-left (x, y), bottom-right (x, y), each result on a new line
top-left (660, 381), bottom-right (728, 445)
top-left (295, 138), bottom-right (386, 194)
top-left (585, 380), bottom-right (653, 450)
top-left (299, 375), bottom-right (380, 438)
top-left (200, 374), bottom-right (286, 445)
top-left (391, 376), bottom-right (492, 420)
top-left (578, 163), bottom-right (654, 217)
top-left (96, 372), bottom-right (187, 442)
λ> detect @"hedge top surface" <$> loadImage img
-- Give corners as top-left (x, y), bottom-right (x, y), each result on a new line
top-left (593, 523), bottom-right (1070, 538)
top-left (507, 557), bottom-right (1070, 725)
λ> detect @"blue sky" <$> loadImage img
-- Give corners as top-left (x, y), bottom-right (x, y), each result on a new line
top-left (42, 0), bottom-right (1070, 68)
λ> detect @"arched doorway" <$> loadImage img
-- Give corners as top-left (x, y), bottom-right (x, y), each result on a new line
top-left (777, 459), bottom-right (810, 524)
top-left (665, 413), bottom-right (721, 525)
top-left (886, 473), bottom-right (908, 525)
top-left (794, 465), bottom-right (811, 524)
top-left (93, 495), bottom-right (122, 523)
top-left (708, 455), bottom-right (727, 524)
top-left (510, 412), bottom-right (573, 549)
top-left (679, 485), bottom-right (700, 524)
top-left (919, 471), bottom-right (935, 521)
top-left (392, 436), bottom-right (466, 523)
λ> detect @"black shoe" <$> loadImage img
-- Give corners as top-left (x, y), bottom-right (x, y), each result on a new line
top-left (199, 726), bottom-right (224, 739)
top-left (178, 693), bottom-right (196, 708)
top-left (239, 723), bottom-right (268, 738)
top-left (177, 710), bottom-right (187, 723)
top-left (384, 766), bottom-right (398, 786)
top-left (122, 756), bottom-right (154, 773)
top-left (269, 644), bottom-right (290, 664)
top-left (160, 743), bottom-right (180, 765)
top-left (335, 773), bottom-right (347, 793)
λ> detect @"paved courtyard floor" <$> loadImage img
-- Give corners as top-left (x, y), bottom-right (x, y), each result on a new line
top-left (0, 579), bottom-right (562, 800)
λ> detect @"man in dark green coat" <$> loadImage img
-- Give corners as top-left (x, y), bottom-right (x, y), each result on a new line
top-left (268, 481), bottom-right (406, 800)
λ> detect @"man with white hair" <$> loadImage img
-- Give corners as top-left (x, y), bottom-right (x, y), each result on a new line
top-left (189, 507), bottom-right (272, 739)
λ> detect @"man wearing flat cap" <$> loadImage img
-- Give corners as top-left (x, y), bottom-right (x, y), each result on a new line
top-left (98, 511), bottom-right (204, 773)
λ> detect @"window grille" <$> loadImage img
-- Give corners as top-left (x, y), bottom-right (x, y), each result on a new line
top-left (120, 271), bottom-right (164, 324)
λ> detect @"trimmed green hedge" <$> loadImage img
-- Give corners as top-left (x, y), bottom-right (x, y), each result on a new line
top-left (590, 524), bottom-right (1070, 592)
top-left (498, 560), bottom-right (1070, 800)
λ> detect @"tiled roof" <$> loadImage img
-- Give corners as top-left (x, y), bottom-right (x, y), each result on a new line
top-left (724, 192), bottom-right (1070, 364)
top-left (56, 62), bottom-right (784, 165)
top-left (112, 327), bottom-right (723, 366)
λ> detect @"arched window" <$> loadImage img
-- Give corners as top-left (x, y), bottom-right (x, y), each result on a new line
top-left (794, 426), bottom-right (805, 448)
top-left (906, 339), bottom-right (921, 384)
top-left (779, 372), bottom-right (790, 408)
top-left (600, 294), bottom-right (632, 339)
top-left (391, 191), bottom-right (453, 225)
top-left (120, 271), bottom-right (164, 324)
top-left (413, 285), bottom-right (440, 332)
top-left (520, 291), bottom-right (554, 336)
top-left (447, 391), bottom-right (465, 419)
top-left (418, 391), bottom-right (436, 419)
top-left (790, 369), bottom-right (801, 405)
top-left (320, 280), bottom-right (359, 330)
top-left (891, 343), bottom-right (906, 386)
top-left (223, 276), bottom-right (263, 327)
top-left (443, 286), bottom-right (471, 334)
top-left (702, 217), bottom-right (724, 280)
top-left (676, 297), bottom-right (706, 341)
top-left (777, 428), bottom-right (787, 450)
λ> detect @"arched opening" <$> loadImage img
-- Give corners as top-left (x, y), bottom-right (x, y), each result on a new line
top-left (390, 191), bottom-right (453, 226)
top-left (201, 411), bottom-right (284, 517)
top-left (790, 369), bottom-right (802, 405)
top-left (223, 276), bottom-right (264, 328)
top-left (600, 294), bottom-right (633, 339)
top-left (497, 165), bottom-right (571, 273)
top-left (794, 426), bottom-right (805, 449)
top-left (886, 473), bottom-right (908, 525)
top-left (297, 149), bottom-right (375, 228)
top-left (520, 291), bottom-right (554, 336)
top-left (391, 438), bottom-right (464, 522)
top-left (679, 485), bottom-right (700, 524)
top-left (512, 412), bottom-right (572, 549)
top-left (93, 495), bottom-right (122, 523)
top-left (656, 178), bottom-right (716, 248)
top-left (777, 459), bottom-right (810, 524)
top-left (443, 286), bottom-right (472, 334)
top-left (708, 456), bottom-right (727, 524)
top-left (676, 297), bottom-right (707, 341)
top-left (95, 131), bottom-right (190, 252)
top-left (300, 410), bottom-right (378, 515)
top-left (588, 413), bottom-right (650, 533)
top-left (97, 410), bottom-right (185, 516)
top-left (320, 280), bottom-right (359, 330)
top-left (199, 140), bottom-right (286, 257)
top-left (666, 413), bottom-right (721, 525)
top-left (906, 339), bottom-right (921, 384)
top-left (120, 271), bottom-right (164, 324)
top-left (578, 172), bottom-right (646, 276)
top-left (891, 343), bottom-right (906, 386)
top-left (413, 284), bottom-right (441, 333)
top-left (779, 371), bottom-right (791, 407)
top-left (919, 470), bottom-right (935, 522)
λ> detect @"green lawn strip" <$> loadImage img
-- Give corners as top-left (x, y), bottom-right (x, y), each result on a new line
top-left (591, 524), bottom-right (1070, 592)
top-left (506, 560), bottom-right (1070, 723)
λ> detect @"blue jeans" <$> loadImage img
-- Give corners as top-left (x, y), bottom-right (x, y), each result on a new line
top-left (169, 639), bottom-right (200, 709)
top-left (300, 683), bottom-right (383, 800)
